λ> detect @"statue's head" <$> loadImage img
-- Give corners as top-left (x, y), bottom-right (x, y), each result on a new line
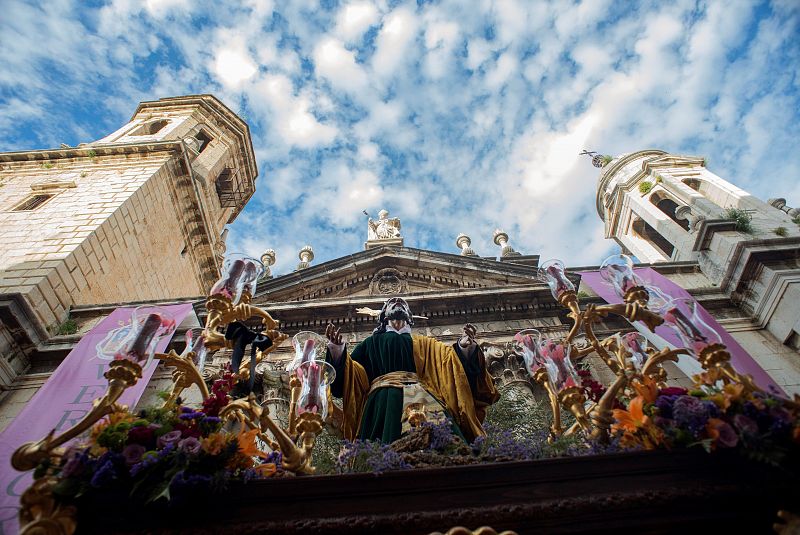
top-left (375, 297), bottom-right (413, 333)
top-left (378, 209), bottom-right (389, 219)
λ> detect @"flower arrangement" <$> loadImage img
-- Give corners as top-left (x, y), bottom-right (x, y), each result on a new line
top-left (47, 370), bottom-right (281, 509)
top-left (610, 371), bottom-right (800, 467)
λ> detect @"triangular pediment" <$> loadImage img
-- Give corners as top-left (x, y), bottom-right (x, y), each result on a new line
top-left (253, 246), bottom-right (541, 303)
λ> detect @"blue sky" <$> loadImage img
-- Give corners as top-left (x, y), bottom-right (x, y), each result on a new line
top-left (1, 0), bottom-right (799, 275)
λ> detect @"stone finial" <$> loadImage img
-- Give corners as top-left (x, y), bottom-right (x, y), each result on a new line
top-left (296, 245), bottom-right (314, 271)
top-left (493, 229), bottom-right (521, 257)
top-left (768, 198), bottom-right (800, 218)
top-left (456, 233), bottom-right (476, 256)
top-left (259, 249), bottom-right (276, 280)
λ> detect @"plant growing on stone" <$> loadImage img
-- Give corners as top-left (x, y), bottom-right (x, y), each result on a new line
top-left (773, 227), bottom-right (788, 237)
top-left (56, 318), bottom-right (78, 336)
top-left (722, 208), bottom-right (754, 234)
top-left (639, 181), bottom-right (654, 195)
top-left (600, 155), bottom-right (613, 165)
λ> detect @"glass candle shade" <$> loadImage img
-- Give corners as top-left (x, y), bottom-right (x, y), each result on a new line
top-left (599, 254), bottom-right (644, 299)
top-left (660, 298), bottom-right (723, 357)
top-left (295, 360), bottom-right (336, 419)
top-left (209, 254), bottom-right (264, 305)
top-left (184, 328), bottom-right (209, 373)
top-left (642, 284), bottom-right (672, 312)
top-left (114, 307), bottom-right (176, 365)
top-left (538, 259), bottom-right (575, 301)
top-left (618, 332), bottom-right (649, 370)
top-left (538, 338), bottom-right (581, 392)
top-left (513, 329), bottom-right (543, 375)
top-left (288, 331), bottom-right (329, 371)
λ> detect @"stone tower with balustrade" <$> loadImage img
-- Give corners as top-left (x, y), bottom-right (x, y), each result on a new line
top-left (596, 149), bottom-right (800, 363)
top-left (0, 95), bottom-right (257, 385)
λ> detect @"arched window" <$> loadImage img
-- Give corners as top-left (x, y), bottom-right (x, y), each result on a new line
top-left (650, 191), bottom-right (690, 231)
top-left (129, 119), bottom-right (169, 136)
top-left (632, 217), bottom-right (674, 258)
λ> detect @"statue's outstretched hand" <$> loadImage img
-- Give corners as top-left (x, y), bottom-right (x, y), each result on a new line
top-left (325, 323), bottom-right (343, 345)
top-left (458, 323), bottom-right (477, 349)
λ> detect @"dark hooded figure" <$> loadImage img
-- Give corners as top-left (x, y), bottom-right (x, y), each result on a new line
top-left (325, 297), bottom-right (499, 444)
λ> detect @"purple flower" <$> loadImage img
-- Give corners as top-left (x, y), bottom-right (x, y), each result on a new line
top-left (61, 448), bottom-right (88, 478)
top-left (712, 420), bottom-right (739, 448)
top-left (733, 414), bottom-right (759, 436)
top-left (178, 437), bottom-right (201, 455)
top-left (90, 459), bottom-right (119, 488)
top-left (672, 396), bottom-right (714, 435)
top-left (180, 406), bottom-right (194, 413)
top-left (157, 430), bottom-right (183, 449)
top-left (122, 444), bottom-right (146, 465)
top-left (129, 452), bottom-right (159, 477)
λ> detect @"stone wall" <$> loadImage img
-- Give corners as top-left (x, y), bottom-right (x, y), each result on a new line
top-left (0, 151), bottom-right (205, 334)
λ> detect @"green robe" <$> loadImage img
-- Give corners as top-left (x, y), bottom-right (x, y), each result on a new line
top-left (328, 331), bottom-right (496, 443)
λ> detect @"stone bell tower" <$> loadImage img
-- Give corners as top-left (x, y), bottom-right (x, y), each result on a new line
top-left (0, 95), bottom-right (258, 384)
top-left (596, 149), bottom-right (800, 350)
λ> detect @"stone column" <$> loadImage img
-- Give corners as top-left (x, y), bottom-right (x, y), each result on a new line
top-left (481, 342), bottom-right (537, 406)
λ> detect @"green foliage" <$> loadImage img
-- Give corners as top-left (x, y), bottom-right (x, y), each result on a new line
top-left (41, 162), bottom-right (54, 169)
top-left (792, 215), bottom-right (800, 226)
top-left (600, 155), bottom-right (613, 165)
top-left (484, 388), bottom-right (554, 441)
top-left (56, 318), bottom-right (78, 335)
top-left (310, 427), bottom-right (343, 475)
top-left (86, 149), bottom-right (97, 158)
top-left (721, 207), bottom-right (754, 234)
top-left (702, 157), bottom-right (708, 167)
top-left (773, 226), bottom-right (788, 237)
top-left (655, 175), bottom-right (663, 184)
top-left (638, 181), bottom-right (654, 194)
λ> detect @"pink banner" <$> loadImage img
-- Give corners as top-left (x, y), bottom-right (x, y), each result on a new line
top-left (0, 303), bottom-right (193, 535)
top-left (578, 268), bottom-right (782, 395)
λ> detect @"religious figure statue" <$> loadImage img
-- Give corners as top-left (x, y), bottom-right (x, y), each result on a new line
top-left (367, 209), bottom-right (402, 241)
top-left (325, 297), bottom-right (499, 443)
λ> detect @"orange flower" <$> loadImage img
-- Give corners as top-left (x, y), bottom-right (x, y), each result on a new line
top-left (612, 396), bottom-right (663, 450)
top-left (237, 428), bottom-right (267, 458)
top-left (612, 396), bottom-right (649, 433)
top-left (201, 432), bottom-right (229, 455)
top-left (632, 376), bottom-right (658, 404)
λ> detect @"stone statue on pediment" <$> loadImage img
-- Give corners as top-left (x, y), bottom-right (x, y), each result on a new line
top-left (365, 209), bottom-right (403, 249)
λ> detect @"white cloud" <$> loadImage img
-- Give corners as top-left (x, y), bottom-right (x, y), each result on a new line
top-left (372, 7), bottom-right (419, 79)
top-left (336, 1), bottom-right (380, 42)
top-left (313, 38), bottom-right (370, 93)
top-left (253, 74), bottom-right (338, 149)
top-left (213, 47), bottom-right (258, 87)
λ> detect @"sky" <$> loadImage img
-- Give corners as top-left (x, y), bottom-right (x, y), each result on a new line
top-left (1, 0), bottom-right (799, 276)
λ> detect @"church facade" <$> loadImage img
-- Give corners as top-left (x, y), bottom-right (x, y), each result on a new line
top-left (0, 95), bottom-right (799, 532)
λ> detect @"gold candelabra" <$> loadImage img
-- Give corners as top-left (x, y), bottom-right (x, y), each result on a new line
top-left (528, 256), bottom-right (777, 443)
top-left (11, 256), bottom-right (332, 534)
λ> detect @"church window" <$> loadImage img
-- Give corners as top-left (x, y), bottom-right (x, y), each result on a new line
top-left (195, 130), bottom-right (213, 153)
top-left (632, 217), bottom-right (674, 258)
top-left (12, 193), bottom-right (54, 211)
top-left (650, 192), bottom-right (690, 231)
top-left (129, 119), bottom-right (169, 136)
top-left (682, 178), bottom-right (701, 191)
